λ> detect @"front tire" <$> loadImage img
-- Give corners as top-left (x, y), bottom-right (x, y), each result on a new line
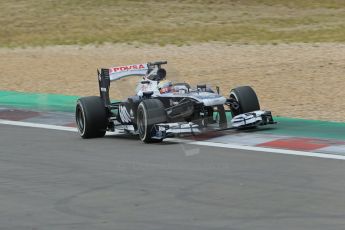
top-left (75, 96), bottom-right (108, 138)
top-left (137, 99), bottom-right (167, 143)
top-left (230, 86), bottom-right (260, 116)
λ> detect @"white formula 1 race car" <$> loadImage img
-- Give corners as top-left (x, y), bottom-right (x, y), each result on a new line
top-left (75, 61), bottom-right (275, 143)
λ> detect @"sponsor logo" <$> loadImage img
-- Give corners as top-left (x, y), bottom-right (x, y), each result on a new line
top-left (109, 64), bottom-right (146, 74)
top-left (119, 105), bottom-right (132, 123)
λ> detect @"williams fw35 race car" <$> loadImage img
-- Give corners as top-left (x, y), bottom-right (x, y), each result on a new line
top-left (75, 61), bottom-right (275, 143)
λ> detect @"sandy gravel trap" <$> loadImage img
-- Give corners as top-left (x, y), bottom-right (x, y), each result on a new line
top-left (0, 43), bottom-right (344, 122)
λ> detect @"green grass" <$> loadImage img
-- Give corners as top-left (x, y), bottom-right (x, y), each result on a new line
top-left (1, 0), bottom-right (345, 47)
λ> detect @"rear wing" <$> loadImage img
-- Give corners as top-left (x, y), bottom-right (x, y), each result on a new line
top-left (97, 61), bottom-right (167, 107)
top-left (109, 63), bottom-right (148, 81)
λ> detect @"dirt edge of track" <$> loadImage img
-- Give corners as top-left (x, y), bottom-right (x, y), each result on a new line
top-left (1, 43), bottom-right (345, 121)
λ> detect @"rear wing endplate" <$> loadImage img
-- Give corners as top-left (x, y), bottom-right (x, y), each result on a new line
top-left (97, 61), bottom-right (167, 107)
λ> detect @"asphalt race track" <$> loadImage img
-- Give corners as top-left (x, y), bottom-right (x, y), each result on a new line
top-left (1, 124), bottom-right (345, 230)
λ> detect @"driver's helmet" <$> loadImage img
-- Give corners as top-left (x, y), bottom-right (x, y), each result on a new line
top-left (158, 80), bottom-right (173, 94)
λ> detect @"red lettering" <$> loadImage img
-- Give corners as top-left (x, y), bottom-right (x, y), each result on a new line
top-left (110, 64), bottom-right (146, 73)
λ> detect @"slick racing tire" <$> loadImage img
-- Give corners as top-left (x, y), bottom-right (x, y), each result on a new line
top-left (76, 96), bottom-right (108, 138)
top-left (230, 86), bottom-right (260, 116)
top-left (137, 99), bottom-right (167, 143)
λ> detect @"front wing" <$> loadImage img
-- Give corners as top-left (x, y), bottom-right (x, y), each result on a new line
top-left (150, 110), bottom-right (275, 139)
top-left (112, 110), bottom-right (275, 139)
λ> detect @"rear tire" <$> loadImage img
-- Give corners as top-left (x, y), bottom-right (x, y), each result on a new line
top-left (75, 96), bottom-right (108, 138)
top-left (230, 86), bottom-right (260, 116)
top-left (137, 99), bottom-right (167, 143)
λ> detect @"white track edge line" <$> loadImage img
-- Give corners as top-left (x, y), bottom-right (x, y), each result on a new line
top-left (1, 119), bottom-right (345, 161)
top-left (190, 140), bottom-right (345, 160)
top-left (166, 138), bottom-right (345, 161)
top-left (0, 119), bottom-right (77, 132)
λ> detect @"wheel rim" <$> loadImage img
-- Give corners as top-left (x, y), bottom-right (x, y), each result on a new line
top-left (230, 93), bottom-right (241, 116)
top-left (76, 105), bottom-right (85, 134)
top-left (137, 108), bottom-right (145, 139)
